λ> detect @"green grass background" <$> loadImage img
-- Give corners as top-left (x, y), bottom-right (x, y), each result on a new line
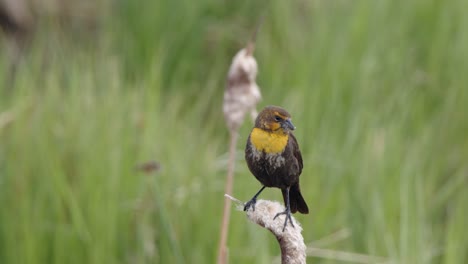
top-left (1, 0), bottom-right (467, 263)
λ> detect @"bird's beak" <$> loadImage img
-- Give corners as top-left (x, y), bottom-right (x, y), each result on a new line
top-left (282, 119), bottom-right (296, 131)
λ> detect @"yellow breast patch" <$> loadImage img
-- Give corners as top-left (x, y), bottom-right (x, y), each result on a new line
top-left (250, 128), bottom-right (289, 154)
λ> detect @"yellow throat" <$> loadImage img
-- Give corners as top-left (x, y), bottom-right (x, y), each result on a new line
top-left (250, 127), bottom-right (289, 154)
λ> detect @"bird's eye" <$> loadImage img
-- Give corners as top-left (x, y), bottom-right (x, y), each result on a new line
top-left (274, 116), bottom-right (282, 122)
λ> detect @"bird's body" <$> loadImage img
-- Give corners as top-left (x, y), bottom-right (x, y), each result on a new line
top-left (244, 106), bottom-right (308, 230)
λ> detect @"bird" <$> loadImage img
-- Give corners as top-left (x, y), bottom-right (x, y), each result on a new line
top-left (244, 105), bottom-right (309, 231)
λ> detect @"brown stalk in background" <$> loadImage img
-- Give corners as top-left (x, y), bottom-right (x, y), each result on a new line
top-left (217, 18), bottom-right (264, 264)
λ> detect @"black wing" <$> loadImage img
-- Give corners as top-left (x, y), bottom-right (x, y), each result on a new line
top-left (289, 133), bottom-right (303, 176)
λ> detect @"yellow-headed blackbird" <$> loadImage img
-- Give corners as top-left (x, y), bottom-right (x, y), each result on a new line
top-left (244, 105), bottom-right (309, 231)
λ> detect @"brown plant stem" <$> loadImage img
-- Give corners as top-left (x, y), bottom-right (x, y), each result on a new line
top-left (217, 131), bottom-right (238, 264)
top-left (223, 195), bottom-right (307, 264)
top-left (245, 200), bottom-right (306, 264)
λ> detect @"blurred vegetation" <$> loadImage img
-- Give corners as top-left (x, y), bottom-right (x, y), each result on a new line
top-left (1, 0), bottom-right (468, 263)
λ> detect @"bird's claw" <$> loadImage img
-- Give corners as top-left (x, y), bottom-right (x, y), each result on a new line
top-left (244, 198), bottom-right (257, 211)
top-left (274, 209), bottom-right (295, 232)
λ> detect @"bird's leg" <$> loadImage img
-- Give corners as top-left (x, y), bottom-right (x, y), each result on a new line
top-left (274, 186), bottom-right (294, 232)
top-left (244, 186), bottom-right (266, 211)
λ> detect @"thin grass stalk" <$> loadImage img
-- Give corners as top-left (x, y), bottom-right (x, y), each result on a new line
top-left (217, 131), bottom-right (238, 264)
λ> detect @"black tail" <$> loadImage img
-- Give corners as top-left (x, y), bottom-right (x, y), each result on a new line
top-left (282, 183), bottom-right (309, 214)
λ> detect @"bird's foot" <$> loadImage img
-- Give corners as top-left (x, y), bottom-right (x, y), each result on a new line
top-left (274, 208), bottom-right (295, 232)
top-left (244, 198), bottom-right (257, 211)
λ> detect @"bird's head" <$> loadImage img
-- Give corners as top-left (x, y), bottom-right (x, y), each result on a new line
top-left (254, 106), bottom-right (295, 133)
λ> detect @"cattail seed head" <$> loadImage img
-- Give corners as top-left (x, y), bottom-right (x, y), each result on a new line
top-left (223, 19), bottom-right (264, 132)
top-left (223, 46), bottom-right (262, 132)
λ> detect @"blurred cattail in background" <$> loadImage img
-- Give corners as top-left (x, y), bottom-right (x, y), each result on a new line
top-left (223, 20), bottom-right (263, 133)
top-left (0, 0), bottom-right (34, 87)
top-left (218, 19), bottom-right (263, 264)
top-left (0, 0), bottom-right (104, 89)
top-left (135, 160), bottom-right (161, 175)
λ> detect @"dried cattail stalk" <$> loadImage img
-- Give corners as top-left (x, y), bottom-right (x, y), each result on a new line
top-left (218, 21), bottom-right (264, 264)
top-left (224, 195), bottom-right (307, 264)
top-left (223, 21), bottom-right (263, 132)
top-left (216, 132), bottom-right (238, 264)
top-left (245, 199), bottom-right (307, 264)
